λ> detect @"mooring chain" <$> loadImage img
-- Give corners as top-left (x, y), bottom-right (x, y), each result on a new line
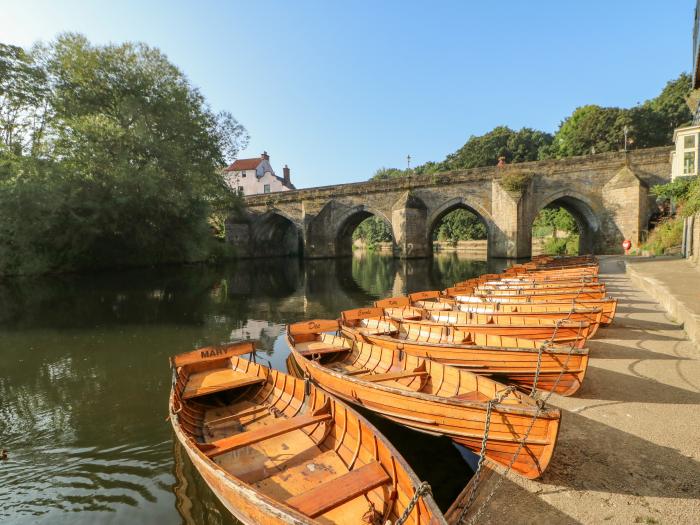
top-left (461, 331), bottom-right (581, 525)
top-left (457, 268), bottom-right (593, 524)
top-left (454, 385), bottom-right (517, 523)
top-left (393, 481), bottom-right (432, 525)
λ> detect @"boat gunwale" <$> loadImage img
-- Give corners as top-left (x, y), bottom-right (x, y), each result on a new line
top-left (287, 332), bottom-right (561, 420)
top-left (169, 355), bottom-right (448, 525)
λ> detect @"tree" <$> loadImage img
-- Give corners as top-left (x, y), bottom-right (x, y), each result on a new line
top-left (433, 209), bottom-right (487, 242)
top-left (544, 73), bottom-right (692, 158)
top-left (352, 216), bottom-right (392, 247)
top-left (443, 126), bottom-right (553, 170)
top-left (371, 166), bottom-right (407, 180)
top-left (0, 34), bottom-right (248, 275)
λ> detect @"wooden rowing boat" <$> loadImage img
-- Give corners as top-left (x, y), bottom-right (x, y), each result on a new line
top-left (338, 318), bottom-right (589, 396)
top-left (286, 321), bottom-right (562, 479)
top-left (169, 341), bottom-right (446, 525)
top-left (455, 288), bottom-right (607, 302)
top-left (376, 294), bottom-right (614, 328)
top-left (341, 307), bottom-right (592, 347)
top-left (443, 292), bottom-right (618, 326)
top-left (386, 306), bottom-right (604, 339)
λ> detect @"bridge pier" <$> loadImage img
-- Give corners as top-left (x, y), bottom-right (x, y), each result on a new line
top-left (234, 148), bottom-right (670, 260)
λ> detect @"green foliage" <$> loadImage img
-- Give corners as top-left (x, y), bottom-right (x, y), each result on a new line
top-left (641, 217), bottom-right (684, 255)
top-left (371, 166), bottom-right (407, 180)
top-left (544, 74), bottom-right (692, 158)
top-left (542, 235), bottom-right (579, 255)
top-left (433, 209), bottom-right (487, 242)
top-left (651, 176), bottom-right (700, 217)
top-left (500, 171), bottom-right (533, 193)
top-left (0, 34), bottom-right (248, 275)
top-left (352, 216), bottom-right (393, 248)
top-left (443, 126), bottom-right (553, 171)
top-left (532, 207), bottom-right (580, 237)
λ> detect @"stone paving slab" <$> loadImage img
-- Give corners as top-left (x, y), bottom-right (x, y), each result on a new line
top-left (626, 256), bottom-right (700, 348)
top-left (459, 256), bottom-right (700, 525)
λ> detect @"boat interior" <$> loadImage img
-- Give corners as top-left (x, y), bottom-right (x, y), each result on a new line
top-left (288, 328), bottom-right (526, 406)
top-left (171, 346), bottom-right (434, 525)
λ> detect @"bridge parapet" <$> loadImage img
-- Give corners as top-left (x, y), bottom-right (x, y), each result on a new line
top-left (230, 147), bottom-right (671, 259)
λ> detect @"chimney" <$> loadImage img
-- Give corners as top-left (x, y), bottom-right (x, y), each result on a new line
top-left (283, 164), bottom-right (291, 186)
top-left (261, 151), bottom-right (270, 161)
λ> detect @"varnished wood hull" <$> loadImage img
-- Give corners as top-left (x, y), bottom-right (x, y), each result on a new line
top-left (426, 309), bottom-right (603, 338)
top-left (286, 331), bottom-right (561, 479)
top-left (170, 343), bottom-right (446, 525)
top-left (343, 327), bottom-right (589, 396)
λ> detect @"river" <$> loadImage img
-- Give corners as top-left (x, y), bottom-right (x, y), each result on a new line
top-left (0, 252), bottom-right (510, 524)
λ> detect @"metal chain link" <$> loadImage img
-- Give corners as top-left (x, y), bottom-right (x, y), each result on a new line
top-left (461, 330), bottom-right (581, 525)
top-left (455, 385), bottom-right (517, 523)
top-left (393, 481), bottom-right (432, 525)
top-left (456, 268), bottom-right (591, 524)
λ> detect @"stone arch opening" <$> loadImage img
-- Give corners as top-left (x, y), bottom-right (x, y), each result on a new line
top-left (427, 200), bottom-right (491, 257)
top-left (335, 208), bottom-right (395, 257)
top-left (531, 195), bottom-right (599, 255)
top-left (252, 212), bottom-right (303, 257)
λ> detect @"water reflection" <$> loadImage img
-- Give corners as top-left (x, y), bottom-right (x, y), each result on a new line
top-left (0, 252), bottom-right (509, 524)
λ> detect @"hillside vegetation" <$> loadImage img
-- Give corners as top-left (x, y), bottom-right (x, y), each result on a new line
top-left (0, 36), bottom-right (248, 275)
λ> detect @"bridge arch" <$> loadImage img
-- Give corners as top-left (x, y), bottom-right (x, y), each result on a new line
top-left (530, 191), bottom-right (600, 255)
top-left (334, 205), bottom-right (396, 257)
top-left (251, 210), bottom-right (303, 257)
top-left (427, 197), bottom-right (494, 255)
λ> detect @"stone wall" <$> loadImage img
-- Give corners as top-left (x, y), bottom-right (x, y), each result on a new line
top-left (233, 147), bottom-right (672, 259)
top-left (688, 213), bottom-right (700, 267)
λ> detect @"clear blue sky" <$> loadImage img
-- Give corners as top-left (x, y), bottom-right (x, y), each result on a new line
top-left (2, 0), bottom-right (694, 188)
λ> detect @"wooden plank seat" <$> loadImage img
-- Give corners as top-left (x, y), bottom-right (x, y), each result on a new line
top-left (182, 368), bottom-right (265, 400)
top-left (298, 346), bottom-right (349, 357)
top-left (200, 409), bottom-right (333, 458)
top-left (358, 368), bottom-right (428, 383)
top-left (455, 391), bottom-right (490, 402)
top-left (285, 461), bottom-right (390, 518)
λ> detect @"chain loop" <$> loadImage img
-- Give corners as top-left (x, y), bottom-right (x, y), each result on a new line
top-left (456, 271), bottom-right (590, 524)
top-left (393, 481), bottom-right (432, 525)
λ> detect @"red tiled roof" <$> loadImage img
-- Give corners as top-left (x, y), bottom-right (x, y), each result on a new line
top-left (224, 158), bottom-right (263, 172)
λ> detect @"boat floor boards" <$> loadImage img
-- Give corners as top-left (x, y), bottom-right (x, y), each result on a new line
top-left (203, 400), bottom-right (384, 524)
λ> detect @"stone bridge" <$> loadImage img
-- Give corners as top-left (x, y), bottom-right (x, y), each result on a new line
top-left (228, 147), bottom-right (672, 259)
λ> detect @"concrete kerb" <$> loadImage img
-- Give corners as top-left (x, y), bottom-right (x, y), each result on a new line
top-left (626, 257), bottom-right (700, 348)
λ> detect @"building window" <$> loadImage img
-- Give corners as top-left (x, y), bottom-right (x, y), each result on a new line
top-left (263, 184), bottom-right (271, 193)
top-left (684, 151), bottom-right (696, 175)
top-left (237, 186), bottom-right (244, 194)
top-left (685, 134), bottom-right (696, 149)
top-left (241, 171), bottom-right (246, 178)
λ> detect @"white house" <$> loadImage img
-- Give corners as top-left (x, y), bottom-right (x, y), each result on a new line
top-left (671, 125), bottom-right (700, 181)
top-left (223, 151), bottom-right (295, 195)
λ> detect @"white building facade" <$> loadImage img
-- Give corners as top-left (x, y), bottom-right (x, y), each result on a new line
top-left (223, 152), bottom-right (295, 195)
top-left (671, 125), bottom-right (700, 181)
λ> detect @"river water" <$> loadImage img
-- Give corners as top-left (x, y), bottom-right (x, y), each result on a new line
top-left (0, 252), bottom-right (510, 524)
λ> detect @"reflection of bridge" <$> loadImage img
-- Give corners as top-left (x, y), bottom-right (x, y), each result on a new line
top-left (229, 147), bottom-right (671, 258)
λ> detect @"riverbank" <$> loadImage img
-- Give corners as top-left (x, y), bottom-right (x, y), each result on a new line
top-left (626, 256), bottom-right (700, 348)
top-left (458, 256), bottom-right (700, 524)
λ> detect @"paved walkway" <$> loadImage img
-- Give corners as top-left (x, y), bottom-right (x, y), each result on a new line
top-left (626, 256), bottom-right (700, 347)
top-left (463, 256), bottom-right (700, 525)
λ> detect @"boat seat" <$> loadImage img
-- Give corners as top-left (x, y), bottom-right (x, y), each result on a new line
top-left (285, 461), bottom-right (390, 518)
top-left (182, 368), bottom-right (265, 400)
top-left (358, 369), bottom-right (428, 383)
top-left (298, 346), bottom-right (348, 357)
top-left (455, 391), bottom-right (490, 402)
top-left (200, 411), bottom-right (332, 458)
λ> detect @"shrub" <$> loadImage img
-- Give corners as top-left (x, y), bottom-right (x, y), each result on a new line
top-left (641, 216), bottom-right (683, 255)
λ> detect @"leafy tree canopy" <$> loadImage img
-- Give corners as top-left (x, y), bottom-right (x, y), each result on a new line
top-left (0, 34), bottom-right (248, 275)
